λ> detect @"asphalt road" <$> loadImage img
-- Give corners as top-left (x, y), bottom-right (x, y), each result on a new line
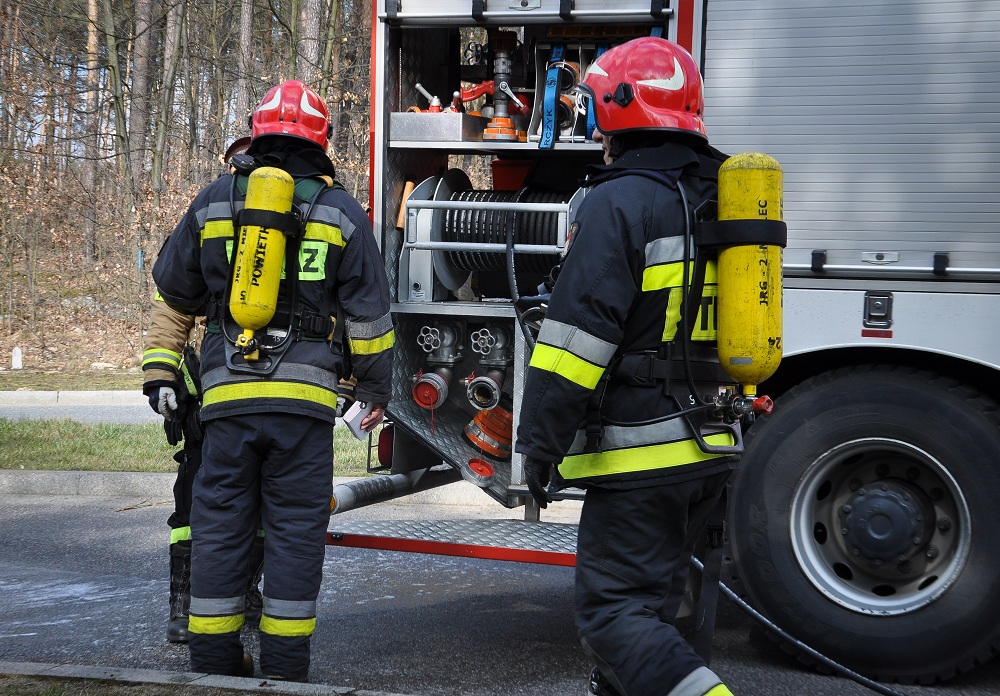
top-left (2, 394), bottom-right (1000, 695)
top-left (2, 491), bottom-right (1000, 696)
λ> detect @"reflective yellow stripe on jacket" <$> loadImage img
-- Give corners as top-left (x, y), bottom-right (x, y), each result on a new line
top-left (528, 320), bottom-right (617, 390)
top-left (142, 347), bottom-right (182, 371)
top-left (199, 362), bottom-right (340, 416)
top-left (557, 403), bottom-right (733, 481)
top-left (346, 312), bottom-right (395, 357)
top-left (642, 236), bottom-right (719, 342)
top-left (559, 432), bottom-right (733, 480)
top-left (202, 381), bottom-right (337, 410)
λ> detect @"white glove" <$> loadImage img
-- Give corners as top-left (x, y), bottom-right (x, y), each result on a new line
top-left (157, 386), bottom-right (178, 420)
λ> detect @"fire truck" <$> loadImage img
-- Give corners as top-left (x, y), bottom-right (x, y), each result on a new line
top-left (328, 0), bottom-right (1000, 685)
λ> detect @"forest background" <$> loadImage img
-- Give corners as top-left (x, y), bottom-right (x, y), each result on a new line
top-left (0, 0), bottom-right (373, 376)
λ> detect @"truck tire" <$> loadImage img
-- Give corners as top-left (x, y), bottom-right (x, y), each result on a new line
top-left (729, 364), bottom-right (1000, 683)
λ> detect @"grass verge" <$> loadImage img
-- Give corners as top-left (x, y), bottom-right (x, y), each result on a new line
top-left (0, 418), bottom-right (373, 478)
top-left (0, 370), bottom-right (141, 392)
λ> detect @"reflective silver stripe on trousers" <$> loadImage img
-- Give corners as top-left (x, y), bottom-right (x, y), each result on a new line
top-left (536, 319), bottom-right (617, 367)
top-left (190, 595), bottom-right (245, 616)
top-left (666, 666), bottom-right (724, 696)
top-left (263, 597), bottom-right (317, 619)
top-left (201, 362), bottom-right (340, 392)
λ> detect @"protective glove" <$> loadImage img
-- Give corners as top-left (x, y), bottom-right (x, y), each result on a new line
top-left (523, 457), bottom-right (554, 509)
top-left (336, 378), bottom-right (357, 418)
top-left (164, 412), bottom-right (184, 447)
top-left (148, 385), bottom-right (178, 419)
top-left (183, 408), bottom-right (204, 445)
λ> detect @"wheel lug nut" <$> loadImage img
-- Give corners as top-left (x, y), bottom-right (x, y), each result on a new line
top-left (842, 505), bottom-right (853, 514)
top-left (938, 518), bottom-right (952, 532)
top-left (849, 479), bottom-right (863, 491)
top-left (926, 546), bottom-right (939, 559)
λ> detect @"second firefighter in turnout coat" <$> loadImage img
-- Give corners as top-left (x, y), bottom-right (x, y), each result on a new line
top-left (145, 80), bottom-right (394, 681)
top-left (516, 38), bottom-right (737, 696)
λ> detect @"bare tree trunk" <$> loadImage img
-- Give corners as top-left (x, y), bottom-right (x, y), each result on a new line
top-left (42, 45), bottom-right (57, 172)
top-left (319, 0), bottom-right (340, 98)
top-left (325, 0), bottom-right (343, 146)
top-left (128, 0), bottom-right (153, 204)
top-left (203, 0), bottom-right (222, 164)
top-left (151, 0), bottom-right (183, 205)
top-left (297, 0), bottom-right (321, 84)
top-left (82, 0), bottom-right (100, 262)
top-left (100, 0), bottom-right (134, 186)
top-left (101, 0), bottom-right (145, 333)
top-left (287, 0), bottom-right (299, 78)
top-left (233, 0), bottom-right (254, 141)
top-left (0, 2), bottom-right (13, 149)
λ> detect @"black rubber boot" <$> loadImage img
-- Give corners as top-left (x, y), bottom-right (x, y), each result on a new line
top-left (588, 667), bottom-right (624, 696)
top-left (236, 652), bottom-right (255, 678)
top-left (244, 534), bottom-right (265, 627)
top-left (167, 540), bottom-right (192, 644)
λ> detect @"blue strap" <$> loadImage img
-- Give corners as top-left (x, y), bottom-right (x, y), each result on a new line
top-left (586, 45), bottom-right (609, 139)
top-left (540, 44), bottom-right (565, 150)
top-left (650, 25), bottom-right (664, 38)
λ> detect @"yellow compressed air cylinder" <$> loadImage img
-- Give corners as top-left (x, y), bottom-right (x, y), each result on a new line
top-left (229, 166), bottom-right (295, 358)
top-left (716, 153), bottom-right (784, 397)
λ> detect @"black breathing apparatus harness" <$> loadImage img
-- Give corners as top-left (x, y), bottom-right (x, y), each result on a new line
top-left (205, 152), bottom-right (339, 375)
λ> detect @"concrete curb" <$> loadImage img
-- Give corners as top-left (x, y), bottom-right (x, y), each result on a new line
top-left (0, 390), bottom-right (146, 406)
top-left (0, 660), bottom-right (415, 695)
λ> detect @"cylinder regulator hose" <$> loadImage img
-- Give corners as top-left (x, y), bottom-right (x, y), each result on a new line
top-left (690, 557), bottom-right (910, 696)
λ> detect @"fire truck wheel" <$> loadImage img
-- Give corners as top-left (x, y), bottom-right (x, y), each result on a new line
top-left (729, 364), bottom-right (1000, 684)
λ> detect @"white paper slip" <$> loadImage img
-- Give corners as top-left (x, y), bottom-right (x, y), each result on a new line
top-left (344, 401), bottom-right (373, 440)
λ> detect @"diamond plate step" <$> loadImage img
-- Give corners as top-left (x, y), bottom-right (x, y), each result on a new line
top-left (327, 518), bottom-right (578, 566)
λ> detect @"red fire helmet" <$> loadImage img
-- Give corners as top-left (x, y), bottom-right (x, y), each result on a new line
top-left (580, 37), bottom-right (706, 139)
top-left (250, 80), bottom-right (333, 149)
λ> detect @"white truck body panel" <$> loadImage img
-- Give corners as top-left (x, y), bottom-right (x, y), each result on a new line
top-left (703, 0), bottom-right (1000, 369)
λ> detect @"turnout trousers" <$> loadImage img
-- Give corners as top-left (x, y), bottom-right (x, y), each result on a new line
top-left (188, 413), bottom-right (333, 680)
top-left (167, 441), bottom-right (202, 538)
top-left (575, 470), bottom-right (731, 696)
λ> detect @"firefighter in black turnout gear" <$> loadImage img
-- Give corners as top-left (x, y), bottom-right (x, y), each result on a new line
top-left (144, 138), bottom-right (264, 646)
top-left (516, 38), bottom-right (736, 696)
top-left (144, 80), bottom-right (394, 681)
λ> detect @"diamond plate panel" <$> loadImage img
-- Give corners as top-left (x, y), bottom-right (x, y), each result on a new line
top-left (388, 311), bottom-right (519, 506)
top-left (329, 518), bottom-right (578, 555)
